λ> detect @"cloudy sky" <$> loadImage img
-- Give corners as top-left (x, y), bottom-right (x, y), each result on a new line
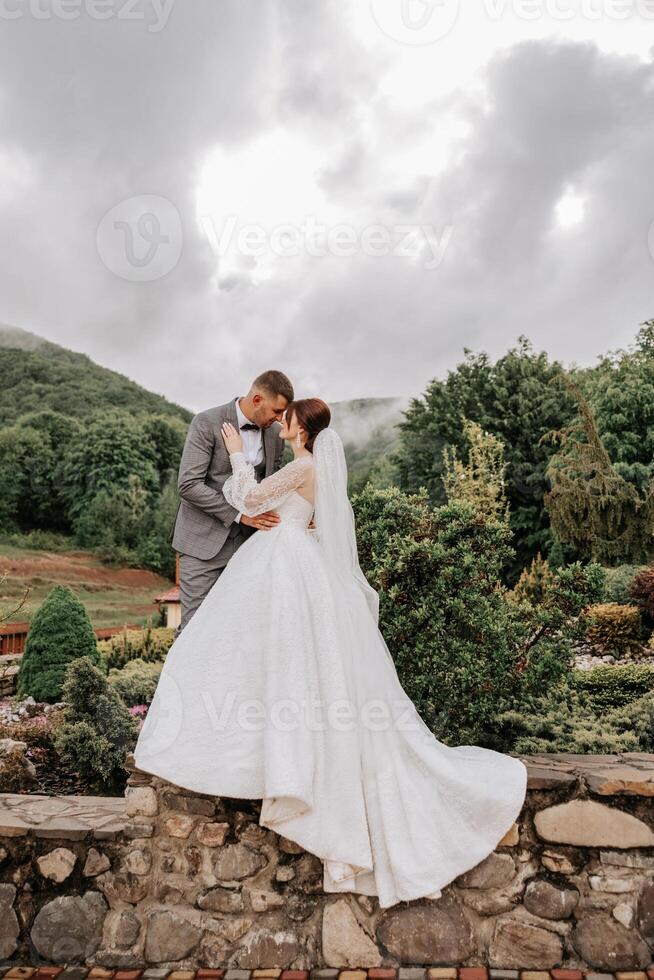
top-left (1, 0), bottom-right (653, 411)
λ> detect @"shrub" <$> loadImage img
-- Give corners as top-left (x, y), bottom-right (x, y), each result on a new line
top-left (16, 585), bottom-right (101, 702)
top-left (508, 552), bottom-right (555, 606)
top-left (97, 627), bottom-right (175, 671)
top-left (494, 682), bottom-right (650, 754)
top-left (603, 564), bottom-right (644, 605)
top-left (630, 567), bottom-right (654, 624)
top-left (107, 658), bottom-right (163, 706)
top-left (352, 485), bottom-right (604, 747)
top-left (581, 602), bottom-right (642, 654)
top-left (53, 657), bottom-right (137, 792)
top-left (571, 663), bottom-right (654, 712)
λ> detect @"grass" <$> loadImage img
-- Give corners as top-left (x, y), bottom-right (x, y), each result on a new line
top-left (0, 539), bottom-right (172, 628)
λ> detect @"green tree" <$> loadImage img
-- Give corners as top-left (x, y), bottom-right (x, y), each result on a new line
top-left (54, 657), bottom-right (138, 792)
top-left (16, 585), bottom-right (102, 702)
top-left (393, 336), bottom-right (577, 581)
top-left (543, 374), bottom-right (654, 564)
top-left (58, 410), bottom-right (159, 521)
top-left (441, 417), bottom-right (510, 523)
top-left (583, 320), bottom-right (654, 491)
top-left (352, 484), bottom-right (603, 746)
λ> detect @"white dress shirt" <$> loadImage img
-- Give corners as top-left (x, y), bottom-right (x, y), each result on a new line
top-left (232, 397), bottom-right (264, 524)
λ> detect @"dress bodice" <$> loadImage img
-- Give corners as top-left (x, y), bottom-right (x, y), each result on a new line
top-left (275, 490), bottom-right (314, 528)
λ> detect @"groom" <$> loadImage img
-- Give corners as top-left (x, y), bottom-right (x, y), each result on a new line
top-left (172, 369), bottom-right (294, 630)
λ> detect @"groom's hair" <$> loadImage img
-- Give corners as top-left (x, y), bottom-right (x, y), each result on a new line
top-left (252, 370), bottom-right (294, 403)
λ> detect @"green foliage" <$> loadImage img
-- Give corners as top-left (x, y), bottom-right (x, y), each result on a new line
top-left (602, 564), bottom-right (645, 604)
top-left (352, 484), bottom-right (603, 747)
top-left (571, 663), bottom-right (654, 712)
top-left (60, 411), bottom-right (160, 521)
top-left (581, 602), bottom-right (642, 654)
top-left (495, 682), bottom-right (653, 754)
top-left (508, 552), bottom-right (554, 606)
top-left (107, 658), bottom-right (163, 706)
top-left (543, 374), bottom-right (654, 565)
top-left (393, 336), bottom-right (577, 581)
top-left (97, 626), bottom-right (176, 670)
top-left (441, 418), bottom-right (510, 523)
top-left (582, 321), bottom-right (654, 491)
top-left (16, 585), bottom-right (102, 702)
top-left (0, 343), bottom-right (191, 428)
top-left (53, 657), bottom-right (138, 792)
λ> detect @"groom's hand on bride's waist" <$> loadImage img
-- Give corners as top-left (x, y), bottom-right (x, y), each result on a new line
top-left (240, 511), bottom-right (281, 530)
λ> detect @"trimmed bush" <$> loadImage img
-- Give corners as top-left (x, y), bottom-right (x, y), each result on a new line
top-left (581, 602), bottom-right (642, 654)
top-left (16, 585), bottom-right (101, 702)
top-left (571, 663), bottom-right (654, 712)
top-left (53, 657), bottom-right (137, 792)
top-left (495, 682), bottom-right (653, 754)
top-left (97, 626), bottom-right (175, 671)
top-left (107, 658), bottom-right (163, 706)
top-left (602, 564), bottom-right (644, 605)
top-left (630, 567), bottom-right (654, 624)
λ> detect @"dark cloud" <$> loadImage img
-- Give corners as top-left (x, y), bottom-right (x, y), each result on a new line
top-left (0, 3), bottom-right (652, 410)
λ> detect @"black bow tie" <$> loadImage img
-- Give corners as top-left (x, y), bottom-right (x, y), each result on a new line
top-left (240, 422), bottom-right (260, 431)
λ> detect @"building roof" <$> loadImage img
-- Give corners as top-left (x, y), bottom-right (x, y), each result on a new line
top-left (154, 586), bottom-right (180, 604)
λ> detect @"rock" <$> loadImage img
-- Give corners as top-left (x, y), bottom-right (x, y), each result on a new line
top-left (144, 909), bottom-right (201, 962)
top-left (163, 814), bottom-right (197, 838)
top-left (489, 919), bottom-right (562, 969)
top-left (125, 786), bottom-right (158, 818)
top-left (612, 902), bottom-right (634, 928)
top-left (36, 848), bottom-right (77, 883)
top-left (0, 739), bottom-right (36, 781)
top-left (0, 883), bottom-right (19, 959)
top-left (276, 865), bottom-right (296, 882)
top-left (230, 927), bottom-right (305, 970)
top-left (196, 821), bottom-right (230, 847)
top-left (600, 849), bottom-right (654, 869)
top-left (247, 888), bottom-right (285, 912)
top-left (198, 887), bottom-right (245, 913)
top-left (101, 871), bottom-right (150, 904)
top-left (83, 848), bottom-right (111, 877)
top-left (534, 800), bottom-right (654, 848)
top-left (571, 912), bottom-right (650, 970)
top-left (102, 908), bottom-right (141, 949)
top-left (540, 850), bottom-right (578, 875)
top-left (637, 879), bottom-right (654, 945)
top-left (376, 895), bottom-right (474, 965)
top-left (162, 791), bottom-right (215, 816)
top-left (122, 847), bottom-right (152, 876)
top-left (212, 842), bottom-right (267, 881)
top-left (459, 890), bottom-right (515, 916)
top-left (31, 892), bottom-right (107, 963)
top-left (523, 879), bottom-right (579, 919)
top-left (457, 853), bottom-right (516, 890)
top-left (498, 823), bottom-right (520, 847)
top-left (589, 875), bottom-right (634, 893)
top-left (322, 899), bottom-right (381, 968)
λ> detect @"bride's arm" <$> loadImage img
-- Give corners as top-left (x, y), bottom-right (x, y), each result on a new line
top-left (223, 452), bottom-right (313, 517)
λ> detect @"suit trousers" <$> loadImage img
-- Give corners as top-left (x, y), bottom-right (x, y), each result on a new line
top-left (178, 522), bottom-right (253, 632)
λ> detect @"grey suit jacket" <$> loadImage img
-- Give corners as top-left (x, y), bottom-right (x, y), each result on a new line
top-left (171, 397), bottom-right (284, 561)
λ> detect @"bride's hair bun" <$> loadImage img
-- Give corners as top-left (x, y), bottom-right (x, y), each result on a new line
top-left (285, 398), bottom-right (331, 453)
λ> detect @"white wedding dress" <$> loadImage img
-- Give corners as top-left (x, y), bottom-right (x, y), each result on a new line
top-left (134, 430), bottom-right (528, 909)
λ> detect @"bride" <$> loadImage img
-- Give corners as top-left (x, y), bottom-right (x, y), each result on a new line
top-left (133, 397), bottom-right (528, 909)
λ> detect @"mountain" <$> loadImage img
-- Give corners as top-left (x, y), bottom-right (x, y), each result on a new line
top-left (0, 323), bottom-right (192, 426)
top-left (0, 323), bottom-right (406, 480)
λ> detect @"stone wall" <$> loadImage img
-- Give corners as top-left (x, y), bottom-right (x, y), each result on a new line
top-left (1, 752), bottom-right (654, 971)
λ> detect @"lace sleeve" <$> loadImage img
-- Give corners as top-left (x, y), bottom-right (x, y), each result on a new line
top-left (223, 453), bottom-right (313, 516)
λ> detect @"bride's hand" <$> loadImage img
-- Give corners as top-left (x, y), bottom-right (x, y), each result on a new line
top-left (221, 421), bottom-right (244, 454)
